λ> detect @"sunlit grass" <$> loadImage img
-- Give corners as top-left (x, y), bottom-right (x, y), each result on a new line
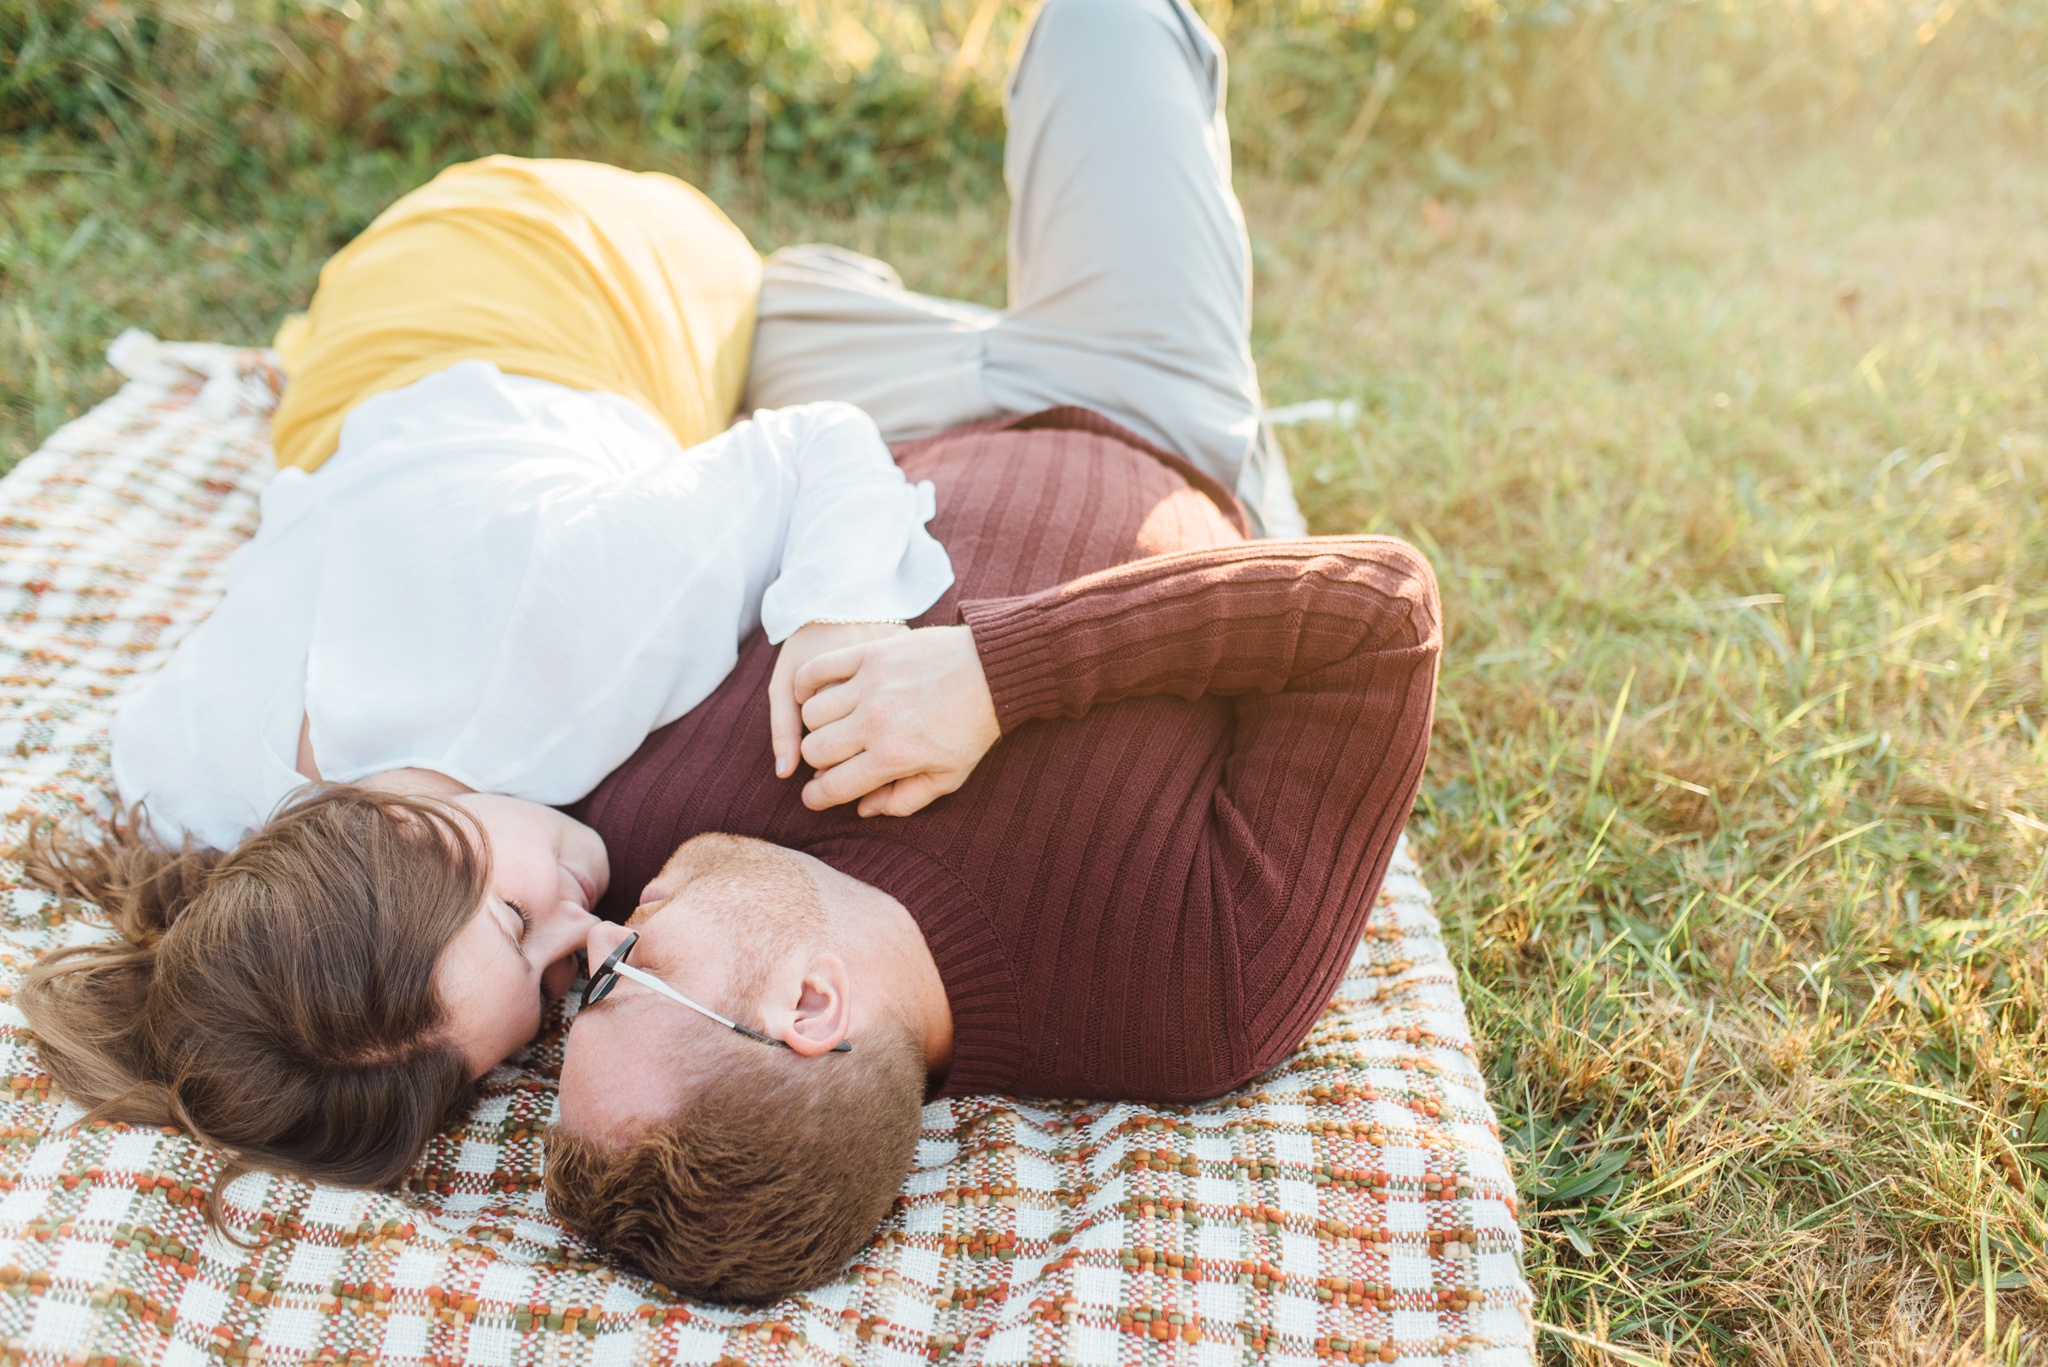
top-left (1258, 137), bottom-right (2048, 1360)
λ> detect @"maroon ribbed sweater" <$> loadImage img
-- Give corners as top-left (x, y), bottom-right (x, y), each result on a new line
top-left (572, 408), bottom-right (1441, 1102)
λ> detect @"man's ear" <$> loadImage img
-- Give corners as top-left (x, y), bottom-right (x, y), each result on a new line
top-left (775, 952), bottom-right (852, 1057)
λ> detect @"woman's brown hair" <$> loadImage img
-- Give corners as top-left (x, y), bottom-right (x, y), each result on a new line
top-left (15, 784), bottom-right (489, 1202)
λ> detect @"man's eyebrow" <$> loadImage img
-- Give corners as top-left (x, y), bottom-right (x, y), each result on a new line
top-left (624, 893), bottom-right (676, 929)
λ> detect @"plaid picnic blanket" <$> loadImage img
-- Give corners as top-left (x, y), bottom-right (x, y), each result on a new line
top-left (0, 344), bottom-right (1536, 1367)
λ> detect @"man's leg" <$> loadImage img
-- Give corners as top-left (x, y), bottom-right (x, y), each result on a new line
top-left (742, 244), bottom-right (1003, 443)
top-left (742, 0), bottom-right (1303, 536)
top-left (985, 0), bottom-right (1302, 536)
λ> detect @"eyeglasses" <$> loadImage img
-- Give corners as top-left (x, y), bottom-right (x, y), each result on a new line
top-left (579, 931), bottom-right (852, 1053)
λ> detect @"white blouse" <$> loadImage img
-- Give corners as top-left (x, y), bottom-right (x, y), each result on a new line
top-left (112, 360), bottom-right (954, 851)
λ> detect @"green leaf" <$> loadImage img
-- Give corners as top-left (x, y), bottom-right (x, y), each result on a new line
top-left (1536, 1147), bottom-right (1633, 1203)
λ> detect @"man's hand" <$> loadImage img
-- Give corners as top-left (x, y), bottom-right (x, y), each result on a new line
top-left (770, 622), bottom-right (908, 778)
top-left (792, 626), bottom-right (1001, 817)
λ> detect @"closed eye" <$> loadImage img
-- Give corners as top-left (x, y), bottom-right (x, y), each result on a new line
top-left (505, 900), bottom-right (532, 944)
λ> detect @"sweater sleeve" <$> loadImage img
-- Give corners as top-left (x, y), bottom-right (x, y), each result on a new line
top-left (958, 538), bottom-right (1439, 726)
top-left (956, 536), bottom-right (1442, 1082)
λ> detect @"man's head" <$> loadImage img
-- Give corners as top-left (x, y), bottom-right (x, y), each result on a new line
top-left (547, 834), bottom-right (946, 1303)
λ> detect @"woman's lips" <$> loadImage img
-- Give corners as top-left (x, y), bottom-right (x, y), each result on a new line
top-left (569, 866), bottom-right (598, 912)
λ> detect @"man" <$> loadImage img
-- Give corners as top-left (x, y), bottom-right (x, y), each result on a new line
top-left (542, 0), bottom-right (1442, 1306)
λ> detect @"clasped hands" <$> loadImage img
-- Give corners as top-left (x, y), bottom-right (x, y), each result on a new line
top-left (767, 622), bottom-right (1001, 817)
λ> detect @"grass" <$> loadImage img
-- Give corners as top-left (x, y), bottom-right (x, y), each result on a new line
top-left (5, 0), bottom-right (2048, 1359)
top-left (1263, 131), bottom-right (2048, 1360)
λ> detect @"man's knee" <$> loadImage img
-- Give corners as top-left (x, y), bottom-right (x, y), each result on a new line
top-left (1011, 0), bottom-right (1223, 119)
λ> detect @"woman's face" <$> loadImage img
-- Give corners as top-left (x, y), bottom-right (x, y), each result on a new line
top-left (432, 795), bottom-right (609, 1075)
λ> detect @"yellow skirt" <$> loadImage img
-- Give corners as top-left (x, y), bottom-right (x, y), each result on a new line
top-left (270, 156), bottom-right (762, 472)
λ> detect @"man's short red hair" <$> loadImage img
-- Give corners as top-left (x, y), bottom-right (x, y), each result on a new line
top-left (545, 1019), bottom-right (924, 1304)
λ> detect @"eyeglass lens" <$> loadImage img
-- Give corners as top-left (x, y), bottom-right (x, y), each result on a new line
top-left (581, 931), bottom-right (638, 1010)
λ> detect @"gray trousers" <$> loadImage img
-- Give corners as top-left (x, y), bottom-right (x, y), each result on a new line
top-left (741, 0), bottom-right (1305, 537)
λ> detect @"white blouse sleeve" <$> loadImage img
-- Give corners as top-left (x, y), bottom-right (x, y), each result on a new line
top-left (304, 395), bottom-right (952, 807)
top-left (753, 403), bottom-right (955, 643)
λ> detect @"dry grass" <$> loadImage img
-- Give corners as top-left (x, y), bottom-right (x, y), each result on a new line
top-left (4, 13), bottom-right (2048, 1360)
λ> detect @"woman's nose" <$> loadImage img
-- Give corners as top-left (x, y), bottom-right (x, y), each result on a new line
top-left (535, 900), bottom-right (601, 1001)
top-left (538, 895), bottom-right (599, 951)
top-left (583, 920), bottom-right (633, 965)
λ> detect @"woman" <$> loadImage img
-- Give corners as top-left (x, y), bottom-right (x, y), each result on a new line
top-left (17, 155), bottom-right (952, 1195)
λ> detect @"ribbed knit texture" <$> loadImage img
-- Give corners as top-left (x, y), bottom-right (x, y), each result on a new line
top-left (572, 408), bottom-right (1441, 1102)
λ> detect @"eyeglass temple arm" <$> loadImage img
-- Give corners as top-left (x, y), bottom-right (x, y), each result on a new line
top-left (610, 960), bottom-right (740, 1030)
top-left (607, 961), bottom-right (852, 1052)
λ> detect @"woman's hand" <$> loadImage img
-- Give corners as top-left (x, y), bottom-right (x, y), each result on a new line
top-left (770, 622), bottom-right (909, 778)
top-left (791, 625), bottom-right (1001, 817)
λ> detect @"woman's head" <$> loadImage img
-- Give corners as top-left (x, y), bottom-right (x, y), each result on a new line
top-left (430, 790), bottom-right (607, 1072)
top-left (15, 784), bottom-right (601, 1192)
